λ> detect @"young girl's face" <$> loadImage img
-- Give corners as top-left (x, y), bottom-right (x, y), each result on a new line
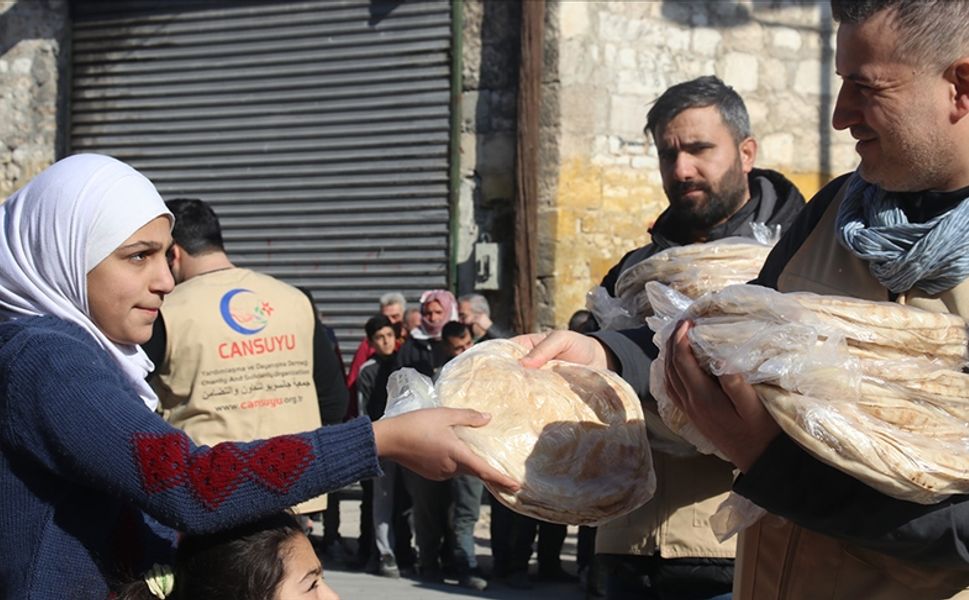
top-left (86, 216), bottom-right (174, 345)
top-left (275, 533), bottom-right (339, 600)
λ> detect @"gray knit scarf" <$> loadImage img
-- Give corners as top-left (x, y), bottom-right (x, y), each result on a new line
top-left (836, 173), bottom-right (969, 295)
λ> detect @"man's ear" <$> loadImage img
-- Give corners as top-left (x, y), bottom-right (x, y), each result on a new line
top-left (947, 57), bottom-right (969, 123)
top-left (168, 244), bottom-right (185, 281)
top-left (739, 137), bottom-right (758, 174)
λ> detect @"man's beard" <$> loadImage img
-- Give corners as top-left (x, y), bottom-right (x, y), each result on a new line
top-left (665, 163), bottom-right (748, 235)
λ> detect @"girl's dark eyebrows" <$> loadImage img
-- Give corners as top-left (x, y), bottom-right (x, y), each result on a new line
top-left (116, 240), bottom-right (164, 252)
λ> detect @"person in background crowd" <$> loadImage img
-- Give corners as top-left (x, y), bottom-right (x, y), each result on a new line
top-left (0, 154), bottom-right (518, 598)
top-left (402, 307), bottom-right (422, 340)
top-left (439, 320), bottom-right (489, 590)
top-left (312, 316), bottom-right (352, 566)
top-left (146, 198), bottom-right (348, 537)
top-left (116, 512), bottom-right (339, 600)
top-left (499, 516), bottom-right (575, 590)
top-left (346, 292), bottom-right (406, 399)
top-left (336, 292), bottom-right (408, 562)
top-left (397, 290), bottom-right (456, 380)
top-left (356, 315), bottom-right (405, 579)
top-left (397, 290), bottom-right (459, 582)
top-left (458, 293), bottom-right (506, 341)
top-left (441, 320), bottom-right (474, 357)
top-left (490, 310), bottom-right (574, 591)
top-left (567, 309), bottom-right (607, 600)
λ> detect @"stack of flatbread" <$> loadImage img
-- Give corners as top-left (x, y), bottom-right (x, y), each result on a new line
top-left (614, 237), bottom-right (773, 320)
top-left (436, 339), bottom-right (655, 525)
top-left (648, 283), bottom-right (969, 504)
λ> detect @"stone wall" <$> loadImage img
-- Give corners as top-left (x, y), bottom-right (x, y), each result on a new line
top-left (0, 0), bottom-right (69, 198)
top-left (540, 0), bottom-right (858, 329)
top-left (458, 0), bottom-right (522, 330)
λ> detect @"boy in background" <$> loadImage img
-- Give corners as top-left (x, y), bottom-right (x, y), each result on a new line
top-left (357, 315), bottom-right (405, 578)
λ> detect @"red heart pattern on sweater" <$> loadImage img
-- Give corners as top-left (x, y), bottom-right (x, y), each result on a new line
top-left (186, 444), bottom-right (246, 510)
top-left (133, 432), bottom-right (316, 509)
top-left (133, 433), bottom-right (189, 493)
top-left (248, 437), bottom-right (313, 494)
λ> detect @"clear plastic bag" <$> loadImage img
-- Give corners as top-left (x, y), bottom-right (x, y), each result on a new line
top-left (383, 368), bottom-right (438, 417)
top-left (613, 227), bottom-right (778, 321)
top-left (586, 285), bottom-right (643, 331)
top-left (647, 282), bottom-right (969, 510)
top-left (383, 339), bottom-right (656, 526)
top-left (710, 491), bottom-right (767, 542)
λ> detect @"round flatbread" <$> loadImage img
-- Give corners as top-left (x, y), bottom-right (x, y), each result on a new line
top-left (615, 239), bottom-right (772, 318)
top-left (649, 283), bottom-right (969, 503)
top-left (436, 339), bottom-right (655, 525)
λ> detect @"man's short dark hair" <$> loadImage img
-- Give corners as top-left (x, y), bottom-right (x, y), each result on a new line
top-left (167, 198), bottom-right (226, 256)
top-left (645, 75), bottom-right (751, 143)
top-left (441, 321), bottom-right (470, 341)
top-left (365, 314), bottom-right (395, 340)
top-left (831, 0), bottom-right (969, 70)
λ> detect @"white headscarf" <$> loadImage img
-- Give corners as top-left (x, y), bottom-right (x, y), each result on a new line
top-left (0, 154), bottom-right (173, 411)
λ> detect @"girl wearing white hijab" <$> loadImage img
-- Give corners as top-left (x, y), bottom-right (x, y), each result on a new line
top-left (0, 154), bottom-right (516, 598)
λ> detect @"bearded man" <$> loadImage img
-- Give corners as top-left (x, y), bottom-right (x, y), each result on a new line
top-left (595, 75), bottom-right (805, 600)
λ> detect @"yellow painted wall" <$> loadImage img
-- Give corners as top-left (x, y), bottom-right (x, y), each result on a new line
top-left (546, 161), bottom-right (838, 329)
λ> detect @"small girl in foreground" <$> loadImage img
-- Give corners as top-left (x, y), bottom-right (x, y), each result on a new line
top-left (117, 512), bottom-right (338, 600)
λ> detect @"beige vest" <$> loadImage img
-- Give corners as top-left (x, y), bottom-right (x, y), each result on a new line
top-left (153, 268), bottom-right (326, 513)
top-left (735, 183), bottom-right (969, 600)
top-left (596, 447), bottom-right (736, 560)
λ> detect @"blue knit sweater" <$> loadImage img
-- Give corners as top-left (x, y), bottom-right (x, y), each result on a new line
top-left (0, 316), bottom-right (381, 598)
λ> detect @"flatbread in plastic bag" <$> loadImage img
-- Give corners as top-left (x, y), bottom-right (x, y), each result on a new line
top-left (385, 339), bottom-right (655, 525)
top-left (647, 282), bottom-right (969, 506)
top-left (611, 225), bottom-right (779, 322)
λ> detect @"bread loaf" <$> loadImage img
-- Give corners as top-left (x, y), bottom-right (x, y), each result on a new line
top-left (649, 283), bottom-right (969, 502)
top-left (437, 339), bottom-right (655, 525)
top-left (615, 238), bottom-right (772, 318)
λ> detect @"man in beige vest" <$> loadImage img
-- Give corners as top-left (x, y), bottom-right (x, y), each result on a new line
top-left (517, 1), bottom-right (969, 599)
top-left (145, 198), bottom-right (349, 517)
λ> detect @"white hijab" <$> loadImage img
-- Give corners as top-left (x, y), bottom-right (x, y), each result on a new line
top-left (0, 154), bottom-right (173, 411)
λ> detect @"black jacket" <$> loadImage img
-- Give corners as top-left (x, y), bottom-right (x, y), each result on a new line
top-left (594, 168), bottom-right (806, 399)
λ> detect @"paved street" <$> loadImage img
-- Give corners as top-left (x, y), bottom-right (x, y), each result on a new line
top-left (315, 486), bottom-right (588, 599)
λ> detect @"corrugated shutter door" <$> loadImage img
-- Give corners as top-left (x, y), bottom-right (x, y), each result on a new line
top-left (70, 0), bottom-right (452, 364)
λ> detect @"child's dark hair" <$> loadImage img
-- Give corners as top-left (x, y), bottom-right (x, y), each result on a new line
top-left (441, 320), bottom-right (470, 341)
top-left (364, 314), bottom-right (394, 340)
top-left (116, 512), bottom-right (303, 600)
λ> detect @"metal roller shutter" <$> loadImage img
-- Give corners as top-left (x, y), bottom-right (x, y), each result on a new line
top-left (70, 0), bottom-right (453, 365)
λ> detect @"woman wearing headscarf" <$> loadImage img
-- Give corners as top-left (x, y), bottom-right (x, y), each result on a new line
top-left (0, 155), bottom-right (516, 598)
top-left (396, 289), bottom-right (459, 379)
top-left (393, 289), bottom-right (463, 582)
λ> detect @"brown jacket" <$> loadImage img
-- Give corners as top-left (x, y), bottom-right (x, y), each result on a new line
top-left (734, 180), bottom-right (969, 600)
